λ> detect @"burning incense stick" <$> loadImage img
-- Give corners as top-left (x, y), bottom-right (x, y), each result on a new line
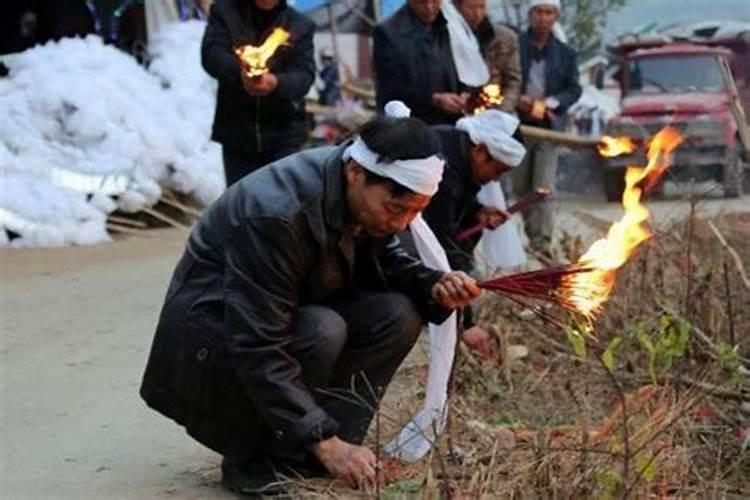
top-left (456, 188), bottom-right (551, 241)
top-left (479, 127), bottom-right (683, 326)
top-left (234, 28), bottom-right (290, 78)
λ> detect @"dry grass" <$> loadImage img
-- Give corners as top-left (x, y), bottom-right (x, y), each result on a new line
top-left (287, 208), bottom-right (750, 499)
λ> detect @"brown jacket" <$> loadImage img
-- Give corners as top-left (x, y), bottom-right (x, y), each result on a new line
top-left (484, 24), bottom-right (521, 113)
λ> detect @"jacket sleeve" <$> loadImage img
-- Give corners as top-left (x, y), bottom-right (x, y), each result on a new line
top-left (274, 18), bottom-right (316, 100)
top-left (223, 217), bottom-right (338, 445)
top-left (373, 26), bottom-right (433, 113)
top-left (487, 27), bottom-right (522, 113)
top-left (379, 237), bottom-right (452, 325)
top-left (552, 46), bottom-right (582, 114)
top-left (422, 184), bottom-right (475, 274)
top-left (201, 4), bottom-right (242, 85)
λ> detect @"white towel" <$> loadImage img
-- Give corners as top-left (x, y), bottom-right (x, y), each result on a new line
top-left (383, 214), bottom-right (457, 462)
top-left (477, 181), bottom-right (527, 269)
top-left (442, 1), bottom-right (489, 87)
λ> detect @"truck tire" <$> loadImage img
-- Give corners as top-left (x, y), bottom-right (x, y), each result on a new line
top-left (723, 148), bottom-right (744, 198)
top-left (604, 168), bottom-right (626, 202)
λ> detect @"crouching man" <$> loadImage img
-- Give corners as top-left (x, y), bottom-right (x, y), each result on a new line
top-left (139, 113), bottom-right (479, 496)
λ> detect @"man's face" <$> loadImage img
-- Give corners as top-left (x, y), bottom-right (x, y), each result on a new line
top-left (345, 163), bottom-right (431, 238)
top-left (255, 0), bottom-right (280, 11)
top-left (456, 0), bottom-right (487, 31)
top-left (408, 0), bottom-right (442, 25)
top-left (529, 5), bottom-right (559, 36)
top-left (469, 144), bottom-right (511, 184)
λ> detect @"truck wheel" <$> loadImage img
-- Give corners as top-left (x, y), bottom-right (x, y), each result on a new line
top-left (604, 168), bottom-right (626, 202)
top-left (723, 149), bottom-right (744, 198)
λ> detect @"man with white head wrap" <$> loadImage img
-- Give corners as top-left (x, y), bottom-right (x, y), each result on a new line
top-left (407, 110), bottom-right (525, 358)
top-left (140, 105), bottom-right (480, 495)
top-left (516, 0), bottom-right (581, 254)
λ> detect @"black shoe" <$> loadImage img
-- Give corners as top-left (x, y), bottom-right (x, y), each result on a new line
top-left (221, 456), bottom-right (288, 497)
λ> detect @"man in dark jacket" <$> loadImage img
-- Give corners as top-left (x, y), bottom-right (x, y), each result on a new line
top-left (140, 114), bottom-right (480, 495)
top-left (514, 0), bottom-right (581, 253)
top-left (202, 0), bottom-right (315, 186)
top-left (373, 0), bottom-right (467, 125)
top-left (422, 111), bottom-right (525, 357)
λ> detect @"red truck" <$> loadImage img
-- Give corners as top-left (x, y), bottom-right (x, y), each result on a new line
top-left (602, 25), bottom-right (749, 200)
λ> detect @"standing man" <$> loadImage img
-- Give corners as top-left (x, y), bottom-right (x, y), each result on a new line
top-left (139, 112), bottom-right (480, 496)
top-left (515, 0), bottom-right (581, 254)
top-left (202, 0), bottom-right (315, 187)
top-left (317, 47), bottom-right (340, 106)
top-left (373, 0), bottom-right (467, 125)
top-left (453, 0), bottom-right (521, 113)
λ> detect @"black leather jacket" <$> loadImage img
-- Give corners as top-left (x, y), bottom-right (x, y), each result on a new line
top-left (202, 0), bottom-right (315, 154)
top-left (140, 145), bottom-right (449, 452)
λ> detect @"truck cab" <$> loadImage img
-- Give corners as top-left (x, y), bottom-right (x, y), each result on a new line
top-left (603, 29), bottom-right (749, 200)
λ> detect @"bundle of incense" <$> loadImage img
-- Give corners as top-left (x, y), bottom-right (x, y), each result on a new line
top-left (456, 188), bottom-right (550, 241)
top-left (478, 264), bottom-right (593, 327)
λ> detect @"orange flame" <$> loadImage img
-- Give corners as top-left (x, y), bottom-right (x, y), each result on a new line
top-left (564, 127), bottom-right (683, 320)
top-left (235, 28), bottom-right (290, 78)
top-left (472, 83), bottom-right (505, 114)
top-left (598, 136), bottom-right (638, 157)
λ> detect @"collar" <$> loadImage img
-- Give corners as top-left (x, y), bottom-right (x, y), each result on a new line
top-left (406, 7), bottom-right (448, 32)
top-left (322, 143), bottom-right (352, 234)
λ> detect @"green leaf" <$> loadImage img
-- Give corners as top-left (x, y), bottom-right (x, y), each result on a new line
top-left (565, 326), bottom-right (588, 359)
top-left (636, 453), bottom-right (658, 482)
top-left (594, 468), bottom-right (621, 499)
top-left (381, 478), bottom-right (423, 498)
top-left (602, 337), bottom-right (623, 372)
top-left (488, 413), bottom-right (520, 428)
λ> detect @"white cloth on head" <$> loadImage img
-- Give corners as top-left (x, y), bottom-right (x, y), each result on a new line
top-left (343, 138), bottom-right (444, 196)
top-left (441, 1), bottom-right (489, 87)
top-left (477, 182), bottom-right (527, 269)
top-left (344, 101), bottom-right (445, 196)
top-left (528, 0), bottom-right (561, 12)
top-left (456, 110), bottom-right (526, 167)
top-left (384, 100), bottom-right (411, 119)
top-left (384, 214), bottom-right (457, 462)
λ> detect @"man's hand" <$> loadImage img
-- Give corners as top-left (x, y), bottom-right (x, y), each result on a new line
top-left (432, 92), bottom-right (467, 115)
top-left (517, 94), bottom-right (534, 114)
top-left (462, 325), bottom-right (497, 359)
top-left (431, 271), bottom-right (481, 309)
top-left (477, 207), bottom-right (510, 229)
top-left (241, 70), bottom-right (278, 96)
top-left (310, 437), bottom-right (381, 489)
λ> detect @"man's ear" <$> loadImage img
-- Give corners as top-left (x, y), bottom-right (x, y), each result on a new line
top-left (344, 161), bottom-right (364, 185)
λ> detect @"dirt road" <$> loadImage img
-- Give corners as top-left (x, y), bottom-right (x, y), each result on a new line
top-left (1, 193), bottom-right (747, 499)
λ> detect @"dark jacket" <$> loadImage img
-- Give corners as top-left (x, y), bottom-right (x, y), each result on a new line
top-left (373, 6), bottom-right (462, 125)
top-left (202, 0), bottom-right (315, 154)
top-left (519, 31), bottom-right (581, 130)
top-left (422, 127), bottom-right (482, 273)
top-left (140, 145), bottom-right (449, 454)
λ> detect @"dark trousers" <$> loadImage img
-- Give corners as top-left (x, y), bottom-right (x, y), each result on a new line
top-left (226, 291), bottom-right (423, 465)
top-left (222, 145), bottom-right (300, 187)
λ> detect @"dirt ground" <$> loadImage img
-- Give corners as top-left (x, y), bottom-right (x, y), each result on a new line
top-left (1, 191), bottom-right (747, 499)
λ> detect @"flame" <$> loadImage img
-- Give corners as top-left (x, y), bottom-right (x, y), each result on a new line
top-left (563, 127), bottom-right (683, 319)
top-left (235, 28), bottom-right (290, 78)
top-left (598, 136), bottom-right (638, 157)
top-left (472, 83), bottom-right (505, 114)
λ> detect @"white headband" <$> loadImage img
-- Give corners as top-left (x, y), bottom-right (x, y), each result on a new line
top-left (528, 0), bottom-right (561, 12)
top-left (343, 101), bottom-right (444, 196)
top-left (456, 110), bottom-right (526, 167)
top-left (344, 137), bottom-right (444, 196)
